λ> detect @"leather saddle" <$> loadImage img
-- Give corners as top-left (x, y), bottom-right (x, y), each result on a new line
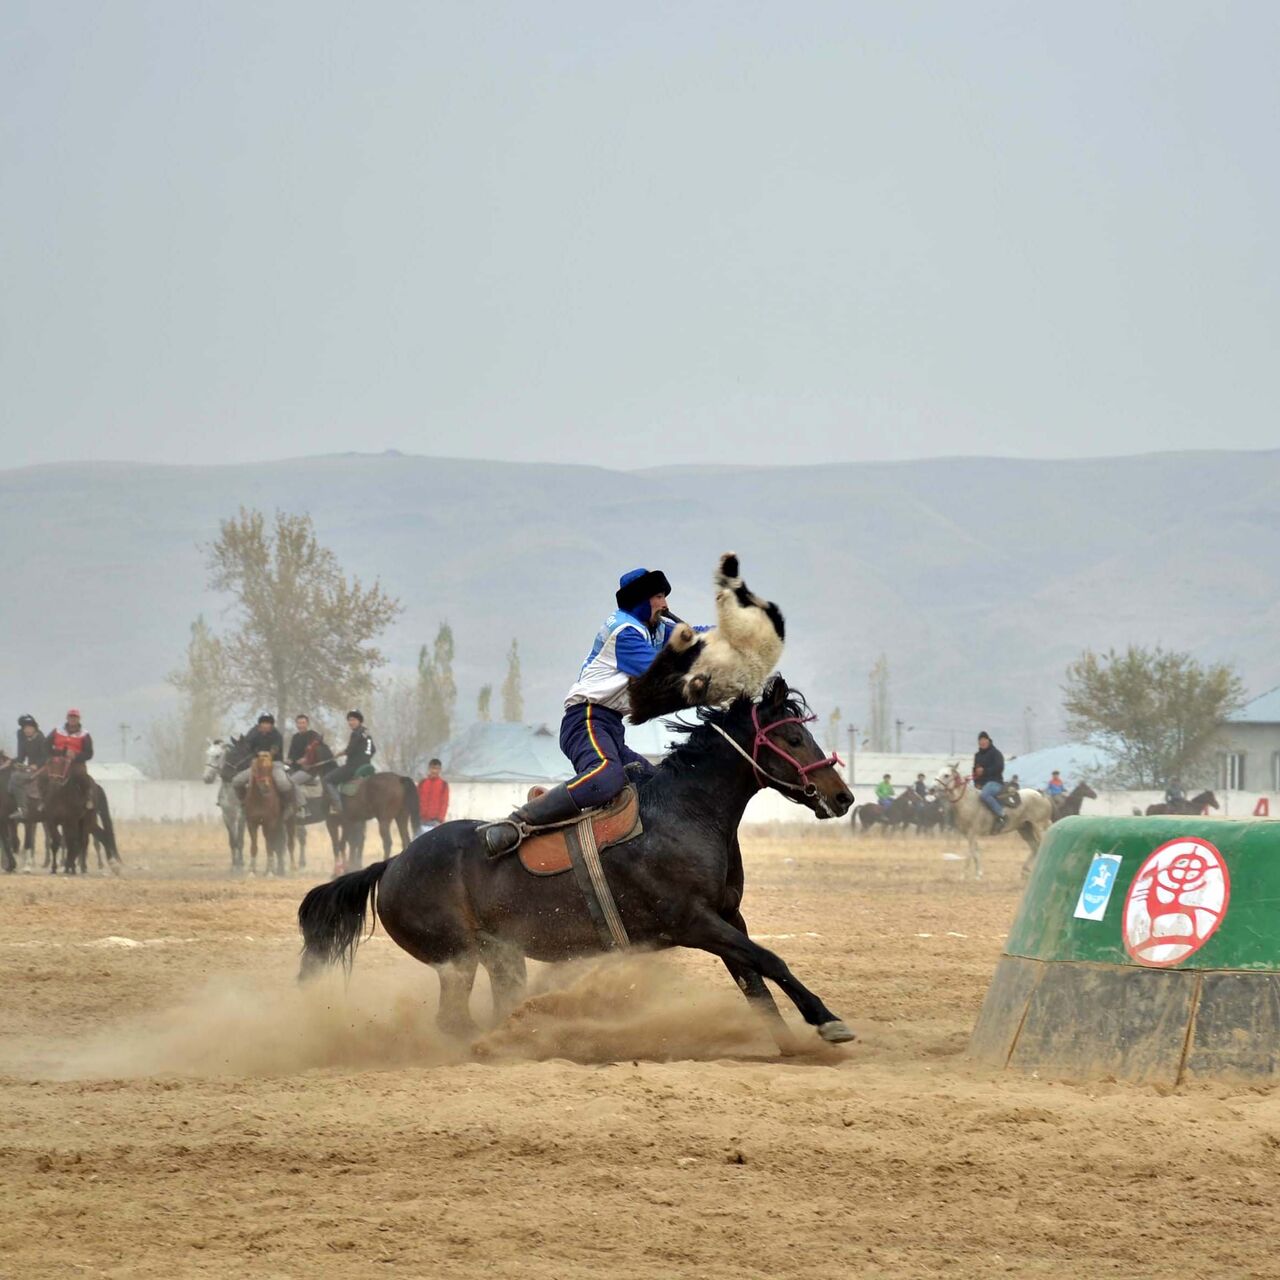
top-left (996, 782), bottom-right (1021, 809)
top-left (518, 786), bottom-right (642, 877)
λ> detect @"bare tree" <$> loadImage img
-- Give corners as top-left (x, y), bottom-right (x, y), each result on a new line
top-left (205, 508), bottom-right (400, 718)
top-left (367, 673), bottom-right (432, 776)
top-left (416, 622), bottom-right (456, 751)
top-left (151, 615), bottom-right (231, 778)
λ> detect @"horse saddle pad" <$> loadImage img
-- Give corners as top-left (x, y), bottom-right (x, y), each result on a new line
top-left (518, 786), bottom-right (642, 877)
top-left (339, 780), bottom-right (364, 796)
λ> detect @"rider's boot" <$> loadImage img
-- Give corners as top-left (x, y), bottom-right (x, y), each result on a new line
top-left (991, 812), bottom-right (1007, 833)
top-left (483, 784), bottom-right (581, 857)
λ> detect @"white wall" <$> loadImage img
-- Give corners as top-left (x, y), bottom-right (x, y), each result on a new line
top-left (96, 778), bottom-right (1280, 825)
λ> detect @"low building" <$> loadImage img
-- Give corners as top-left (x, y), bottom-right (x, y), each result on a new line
top-left (1221, 687), bottom-right (1280, 792)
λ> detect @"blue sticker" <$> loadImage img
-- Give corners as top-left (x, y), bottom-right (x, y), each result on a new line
top-left (1074, 852), bottom-right (1122, 921)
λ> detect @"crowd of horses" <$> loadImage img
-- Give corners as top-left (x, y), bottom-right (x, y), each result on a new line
top-left (203, 737), bottom-right (421, 877)
top-left (0, 756), bottom-right (121, 875)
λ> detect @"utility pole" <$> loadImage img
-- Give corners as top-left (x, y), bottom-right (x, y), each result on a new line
top-left (895, 718), bottom-right (904, 754)
top-left (119, 722), bottom-right (130, 762)
top-left (847, 725), bottom-right (857, 786)
top-left (1023, 705), bottom-right (1036, 755)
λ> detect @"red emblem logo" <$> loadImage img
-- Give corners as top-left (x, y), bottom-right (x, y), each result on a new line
top-left (1122, 837), bottom-right (1230, 967)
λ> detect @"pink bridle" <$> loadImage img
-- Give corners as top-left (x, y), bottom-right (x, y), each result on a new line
top-left (711, 703), bottom-right (843, 806)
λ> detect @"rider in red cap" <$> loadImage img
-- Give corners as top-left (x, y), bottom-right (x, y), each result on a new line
top-left (49, 709), bottom-right (94, 767)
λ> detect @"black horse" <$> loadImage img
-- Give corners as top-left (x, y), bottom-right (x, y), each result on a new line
top-left (298, 677), bottom-right (857, 1050)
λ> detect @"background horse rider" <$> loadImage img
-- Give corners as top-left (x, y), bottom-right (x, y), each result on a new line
top-left (11, 714), bottom-right (49, 801)
top-left (286, 713), bottom-right (323, 782)
top-left (973, 731), bottom-right (1007, 831)
top-left (486, 566), bottom-right (708, 855)
top-left (323, 710), bottom-right (376, 810)
top-left (233, 713), bottom-right (294, 804)
top-left (49, 709), bottom-right (93, 767)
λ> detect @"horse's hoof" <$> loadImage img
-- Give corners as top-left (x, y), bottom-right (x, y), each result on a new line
top-left (817, 1019), bottom-right (856, 1044)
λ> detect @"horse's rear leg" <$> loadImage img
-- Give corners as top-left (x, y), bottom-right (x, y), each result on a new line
top-left (378, 819), bottom-right (393, 859)
top-left (476, 935), bottom-right (527, 1026)
top-left (434, 954), bottom-right (480, 1039)
top-left (720, 909), bottom-right (796, 1054)
top-left (686, 912), bottom-right (854, 1044)
top-left (969, 836), bottom-right (982, 880)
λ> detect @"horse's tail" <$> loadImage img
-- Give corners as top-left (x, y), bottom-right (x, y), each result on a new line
top-left (297, 860), bottom-right (392, 981)
top-left (400, 776), bottom-right (423, 838)
top-left (95, 787), bottom-right (121, 864)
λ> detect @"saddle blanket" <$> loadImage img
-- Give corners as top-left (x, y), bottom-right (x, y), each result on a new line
top-left (519, 786), bottom-right (642, 876)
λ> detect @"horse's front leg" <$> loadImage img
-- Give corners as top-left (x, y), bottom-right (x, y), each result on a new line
top-left (378, 818), bottom-right (393, 859)
top-left (719, 908), bottom-right (797, 1054)
top-left (685, 912), bottom-right (854, 1044)
top-left (248, 822), bottom-right (259, 876)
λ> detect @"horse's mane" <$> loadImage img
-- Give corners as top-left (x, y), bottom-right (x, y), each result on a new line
top-left (652, 682), bottom-right (813, 780)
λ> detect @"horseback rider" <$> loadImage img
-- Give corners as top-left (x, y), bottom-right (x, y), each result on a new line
top-left (10, 714), bottom-right (49, 801)
top-left (875, 775), bottom-right (895, 808)
top-left (484, 566), bottom-right (707, 856)
top-left (286, 714), bottom-right (323, 779)
top-left (232, 713), bottom-right (294, 802)
top-left (913, 773), bottom-right (928, 799)
top-left (1164, 778), bottom-right (1186, 806)
top-left (49, 709), bottom-right (94, 767)
top-left (47, 709), bottom-right (95, 809)
top-left (323, 710), bottom-right (376, 810)
top-left (973, 731), bottom-right (1007, 832)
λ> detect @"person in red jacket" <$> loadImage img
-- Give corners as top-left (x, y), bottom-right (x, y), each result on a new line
top-left (418, 758), bottom-right (449, 830)
top-left (49, 709), bottom-right (94, 768)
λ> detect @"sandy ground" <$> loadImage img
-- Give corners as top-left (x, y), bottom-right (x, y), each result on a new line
top-left (3, 822), bottom-right (1280, 1280)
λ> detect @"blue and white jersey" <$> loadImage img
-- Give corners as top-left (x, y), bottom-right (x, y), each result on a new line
top-left (564, 609), bottom-right (678, 713)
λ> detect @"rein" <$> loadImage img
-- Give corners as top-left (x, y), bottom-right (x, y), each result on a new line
top-left (939, 772), bottom-right (971, 804)
top-left (708, 704), bottom-right (843, 816)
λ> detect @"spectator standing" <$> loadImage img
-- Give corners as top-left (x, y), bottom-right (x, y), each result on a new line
top-left (418, 758), bottom-right (450, 830)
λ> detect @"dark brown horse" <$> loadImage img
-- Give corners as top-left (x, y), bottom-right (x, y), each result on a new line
top-left (325, 772), bottom-right (421, 874)
top-left (1051, 782), bottom-right (1098, 822)
top-left (299, 678), bottom-right (858, 1052)
top-left (242, 752), bottom-right (286, 876)
top-left (1146, 790), bottom-right (1218, 816)
top-left (38, 759), bottom-right (94, 875)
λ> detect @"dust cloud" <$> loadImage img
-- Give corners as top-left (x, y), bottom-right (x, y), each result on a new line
top-left (3, 950), bottom-right (781, 1081)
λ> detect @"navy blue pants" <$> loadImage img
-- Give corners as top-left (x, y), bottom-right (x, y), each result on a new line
top-left (559, 703), bottom-right (654, 810)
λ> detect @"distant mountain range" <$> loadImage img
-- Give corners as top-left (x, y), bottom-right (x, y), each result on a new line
top-left (2, 448), bottom-right (1277, 761)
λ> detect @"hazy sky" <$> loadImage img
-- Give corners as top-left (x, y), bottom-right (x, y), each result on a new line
top-left (3, 1), bottom-right (1277, 470)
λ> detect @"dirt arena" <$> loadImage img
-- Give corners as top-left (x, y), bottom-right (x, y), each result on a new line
top-left (3, 823), bottom-right (1279, 1279)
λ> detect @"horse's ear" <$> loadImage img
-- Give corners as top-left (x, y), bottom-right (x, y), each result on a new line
top-left (763, 674), bottom-right (788, 707)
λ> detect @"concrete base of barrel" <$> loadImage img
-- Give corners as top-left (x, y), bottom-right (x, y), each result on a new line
top-left (971, 955), bottom-right (1280, 1085)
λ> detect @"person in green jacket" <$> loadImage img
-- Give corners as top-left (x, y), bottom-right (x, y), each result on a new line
top-left (876, 774), bottom-right (895, 808)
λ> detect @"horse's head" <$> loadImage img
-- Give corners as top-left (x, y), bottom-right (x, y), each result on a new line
top-left (202, 739), bottom-right (226, 784)
top-left (935, 763), bottom-right (964, 797)
top-left (744, 676), bottom-right (853, 819)
top-left (252, 751), bottom-right (274, 775)
top-left (1082, 782), bottom-right (1098, 800)
top-left (1199, 791), bottom-right (1220, 810)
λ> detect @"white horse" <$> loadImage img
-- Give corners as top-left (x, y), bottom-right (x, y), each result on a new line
top-left (203, 739), bottom-right (246, 873)
top-left (934, 764), bottom-right (1052, 879)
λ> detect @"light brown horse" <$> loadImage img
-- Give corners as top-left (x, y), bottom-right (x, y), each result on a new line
top-left (242, 752), bottom-right (287, 876)
top-left (326, 772), bottom-right (421, 875)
